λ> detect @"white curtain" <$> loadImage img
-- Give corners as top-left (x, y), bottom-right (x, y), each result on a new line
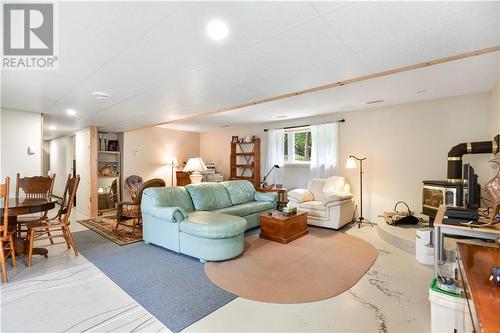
top-left (310, 122), bottom-right (338, 178)
top-left (266, 128), bottom-right (285, 184)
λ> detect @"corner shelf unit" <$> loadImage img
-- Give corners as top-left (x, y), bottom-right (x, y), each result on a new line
top-left (230, 138), bottom-right (260, 188)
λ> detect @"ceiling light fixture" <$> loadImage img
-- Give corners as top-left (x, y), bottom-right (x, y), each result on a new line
top-left (206, 19), bottom-right (229, 41)
top-left (66, 109), bottom-right (77, 116)
top-left (366, 99), bottom-right (384, 105)
top-left (275, 115), bottom-right (288, 119)
top-left (416, 89), bottom-right (427, 94)
top-left (92, 91), bottom-right (111, 99)
top-left (48, 125), bottom-right (56, 130)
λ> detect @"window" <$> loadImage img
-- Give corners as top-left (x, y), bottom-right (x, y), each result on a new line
top-left (284, 127), bottom-right (312, 164)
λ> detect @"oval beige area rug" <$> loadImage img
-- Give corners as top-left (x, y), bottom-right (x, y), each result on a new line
top-left (205, 227), bottom-right (378, 304)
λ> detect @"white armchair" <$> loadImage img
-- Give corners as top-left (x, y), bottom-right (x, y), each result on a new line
top-left (287, 176), bottom-right (355, 229)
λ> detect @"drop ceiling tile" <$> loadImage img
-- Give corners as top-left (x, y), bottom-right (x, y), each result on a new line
top-left (244, 53), bottom-right (367, 97)
top-left (0, 94), bottom-right (55, 113)
top-left (355, 35), bottom-right (426, 72)
top-left (207, 17), bottom-right (351, 87)
top-left (309, 1), bottom-right (350, 14)
top-left (172, 2), bottom-right (319, 53)
top-left (413, 11), bottom-right (500, 60)
top-left (59, 2), bottom-right (180, 46)
top-left (321, 1), bottom-right (498, 51)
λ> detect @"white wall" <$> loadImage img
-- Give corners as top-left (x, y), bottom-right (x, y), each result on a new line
top-left (123, 127), bottom-right (200, 195)
top-left (200, 93), bottom-right (493, 222)
top-left (0, 109), bottom-right (42, 194)
top-left (491, 80), bottom-right (500, 142)
top-left (75, 128), bottom-right (92, 217)
top-left (42, 140), bottom-right (50, 176)
top-left (48, 135), bottom-right (75, 197)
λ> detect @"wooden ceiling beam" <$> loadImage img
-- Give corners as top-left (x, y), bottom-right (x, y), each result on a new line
top-left (128, 45), bottom-right (500, 132)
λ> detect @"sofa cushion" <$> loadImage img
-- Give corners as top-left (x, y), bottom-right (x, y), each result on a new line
top-left (180, 211), bottom-right (247, 239)
top-left (299, 200), bottom-right (327, 210)
top-left (143, 187), bottom-right (194, 213)
top-left (306, 178), bottom-right (327, 202)
top-left (303, 209), bottom-right (329, 219)
top-left (245, 201), bottom-right (274, 214)
top-left (323, 176), bottom-right (346, 194)
top-left (214, 201), bottom-right (274, 217)
top-left (221, 180), bottom-right (256, 205)
top-left (185, 183), bottom-right (233, 211)
top-left (213, 204), bottom-right (251, 217)
top-left (287, 189), bottom-right (314, 203)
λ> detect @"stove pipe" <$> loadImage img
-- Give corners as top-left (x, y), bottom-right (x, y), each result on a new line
top-left (447, 134), bottom-right (499, 182)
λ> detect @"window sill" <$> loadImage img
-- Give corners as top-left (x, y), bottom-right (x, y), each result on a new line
top-left (284, 163), bottom-right (310, 168)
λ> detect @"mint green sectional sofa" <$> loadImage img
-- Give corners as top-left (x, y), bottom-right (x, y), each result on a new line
top-left (141, 180), bottom-right (277, 262)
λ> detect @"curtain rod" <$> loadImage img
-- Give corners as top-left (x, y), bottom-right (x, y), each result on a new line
top-left (263, 119), bottom-right (345, 132)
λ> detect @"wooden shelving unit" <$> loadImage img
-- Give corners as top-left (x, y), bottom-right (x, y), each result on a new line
top-left (96, 132), bottom-right (123, 214)
top-left (230, 138), bottom-right (260, 188)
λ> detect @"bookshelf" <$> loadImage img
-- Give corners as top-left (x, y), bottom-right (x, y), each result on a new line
top-left (230, 138), bottom-right (260, 188)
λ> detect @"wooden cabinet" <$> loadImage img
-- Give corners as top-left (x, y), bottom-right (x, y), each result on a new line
top-left (230, 138), bottom-right (260, 188)
top-left (457, 243), bottom-right (500, 333)
top-left (176, 171), bottom-right (191, 186)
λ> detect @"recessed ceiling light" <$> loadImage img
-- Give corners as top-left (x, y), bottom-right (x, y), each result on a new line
top-left (275, 115), bottom-right (288, 119)
top-left (48, 125), bottom-right (56, 130)
top-left (66, 109), bottom-right (77, 116)
top-left (206, 20), bottom-right (229, 41)
top-left (366, 99), bottom-right (384, 105)
top-left (416, 89), bottom-right (427, 94)
top-left (92, 91), bottom-right (111, 99)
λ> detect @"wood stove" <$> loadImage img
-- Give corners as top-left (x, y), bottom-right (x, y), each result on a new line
top-left (422, 134), bottom-right (499, 223)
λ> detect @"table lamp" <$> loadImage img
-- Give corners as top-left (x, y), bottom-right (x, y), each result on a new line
top-left (346, 155), bottom-right (373, 228)
top-left (183, 157), bottom-right (207, 184)
top-left (166, 157), bottom-right (179, 186)
top-left (261, 164), bottom-right (280, 188)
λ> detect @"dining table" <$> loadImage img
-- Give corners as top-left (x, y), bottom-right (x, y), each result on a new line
top-left (0, 197), bottom-right (58, 257)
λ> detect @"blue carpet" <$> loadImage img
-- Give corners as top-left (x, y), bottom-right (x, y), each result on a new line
top-left (73, 230), bottom-right (237, 333)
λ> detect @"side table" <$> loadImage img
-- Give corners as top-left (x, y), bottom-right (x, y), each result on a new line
top-left (258, 187), bottom-right (287, 209)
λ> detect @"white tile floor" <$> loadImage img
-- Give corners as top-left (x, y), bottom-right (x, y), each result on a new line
top-left (1, 211), bottom-right (434, 333)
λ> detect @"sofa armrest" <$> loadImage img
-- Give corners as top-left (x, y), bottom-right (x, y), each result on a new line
top-left (287, 189), bottom-right (313, 203)
top-left (143, 206), bottom-right (188, 223)
top-left (255, 191), bottom-right (278, 203)
top-left (324, 193), bottom-right (353, 204)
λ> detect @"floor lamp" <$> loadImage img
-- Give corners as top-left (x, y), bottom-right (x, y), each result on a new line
top-left (166, 157), bottom-right (179, 186)
top-left (346, 155), bottom-right (373, 228)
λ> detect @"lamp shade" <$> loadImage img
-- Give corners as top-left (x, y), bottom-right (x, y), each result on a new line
top-left (183, 157), bottom-right (207, 172)
top-left (345, 157), bottom-right (357, 169)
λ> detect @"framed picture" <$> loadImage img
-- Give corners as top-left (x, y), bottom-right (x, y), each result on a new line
top-left (231, 136), bottom-right (239, 143)
top-left (107, 140), bottom-right (119, 151)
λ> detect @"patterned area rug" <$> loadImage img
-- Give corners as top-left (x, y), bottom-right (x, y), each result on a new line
top-left (76, 217), bottom-right (142, 245)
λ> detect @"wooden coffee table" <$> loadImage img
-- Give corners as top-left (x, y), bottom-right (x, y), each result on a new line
top-left (260, 211), bottom-right (308, 244)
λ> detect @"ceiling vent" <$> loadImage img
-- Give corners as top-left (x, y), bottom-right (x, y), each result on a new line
top-left (92, 91), bottom-right (111, 99)
top-left (366, 99), bottom-right (384, 105)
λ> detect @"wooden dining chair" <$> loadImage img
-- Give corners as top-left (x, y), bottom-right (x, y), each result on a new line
top-left (15, 173), bottom-right (55, 239)
top-left (1, 177), bottom-right (16, 283)
top-left (25, 175), bottom-right (80, 267)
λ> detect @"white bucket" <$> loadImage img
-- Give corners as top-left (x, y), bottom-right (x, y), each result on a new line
top-left (416, 227), bottom-right (434, 265)
top-left (429, 280), bottom-right (466, 333)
